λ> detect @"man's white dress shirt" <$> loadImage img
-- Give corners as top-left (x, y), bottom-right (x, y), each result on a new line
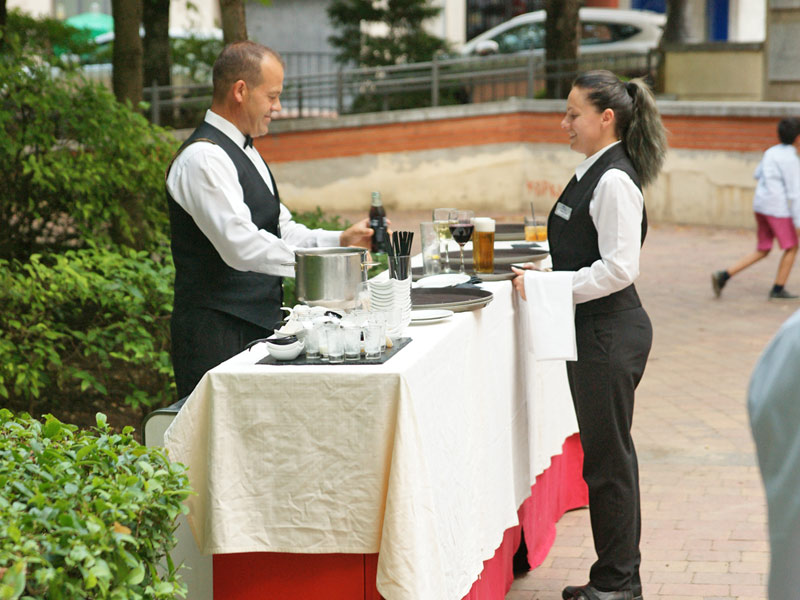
top-left (166, 110), bottom-right (340, 279)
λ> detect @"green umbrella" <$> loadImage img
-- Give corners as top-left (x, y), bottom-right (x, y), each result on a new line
top-left (65, 12), bottom-right (114, 40)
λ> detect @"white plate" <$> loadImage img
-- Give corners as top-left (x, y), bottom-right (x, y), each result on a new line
top-left (413, 273), bottom-right (471, 288)
top-left (409, 309), bottom-right (454, 324)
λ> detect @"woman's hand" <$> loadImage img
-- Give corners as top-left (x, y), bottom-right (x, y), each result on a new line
top-left (511, 262), bottom-right (551, 300)
top-left (511, 265), bottom-right (530, 300)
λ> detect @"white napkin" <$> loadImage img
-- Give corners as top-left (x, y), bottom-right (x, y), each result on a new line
top-left (522, 270), bottom-right (577, 361)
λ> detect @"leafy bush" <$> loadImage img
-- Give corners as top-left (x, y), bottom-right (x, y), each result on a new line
top-left (0, 40), bottom-right (178, 263)
top-left (1, 9), bottom-right (98, 64)
top-left (0, 246), bottom-right (175, 415)
top-left (0, 410), bottom-right (192, 599)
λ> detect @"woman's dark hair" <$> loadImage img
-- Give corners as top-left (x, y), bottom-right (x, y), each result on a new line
top-left (212, 41), bottom-right (284, 103)
top-left (573, 70), bottom-right (667, 187)
top-left (777, 117), bottom-right (800, 145)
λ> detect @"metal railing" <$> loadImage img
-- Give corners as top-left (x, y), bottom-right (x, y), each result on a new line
top-left (141, 50), bottom-right (657, 125)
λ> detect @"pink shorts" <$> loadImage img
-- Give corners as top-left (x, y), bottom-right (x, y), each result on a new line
top-left (756, 213), bottom-right (798, 251)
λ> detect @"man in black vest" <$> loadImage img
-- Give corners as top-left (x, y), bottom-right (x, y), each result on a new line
top-left (166, 41), bottom-right (373, 398)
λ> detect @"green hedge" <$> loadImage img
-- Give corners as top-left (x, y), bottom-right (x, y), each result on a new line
top-left (0, 246), bottom-right (175, 414)
top-left (0, 410), bottom-right (192, 599)
top-left (0, 210), bottom-right (364, 420)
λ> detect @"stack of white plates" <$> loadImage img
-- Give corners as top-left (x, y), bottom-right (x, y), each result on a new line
top-left (369, 277), bottom-right (412, 337)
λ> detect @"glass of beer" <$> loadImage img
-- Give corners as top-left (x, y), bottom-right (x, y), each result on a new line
top-left (524, 216), bottom-right (547, 242)
top-left (472, 217), bottom-right (495, 274)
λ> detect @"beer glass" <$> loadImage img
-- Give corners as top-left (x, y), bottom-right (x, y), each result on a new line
top-left (433, 207), bottom-right (456, 272)
top-left (472, 217), bottom-right (495, 274)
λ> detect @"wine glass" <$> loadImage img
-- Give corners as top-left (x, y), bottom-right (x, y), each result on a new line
top-left (448, 209), bottom-right (474, 274)
top-left (433, 207), bottom-right (456, 273)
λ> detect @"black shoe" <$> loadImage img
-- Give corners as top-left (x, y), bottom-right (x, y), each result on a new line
top-left (711, 270), bottom-right (727, 298)
top-left (769, 288), bottom-right (800, 300)
top-left (562, 583), bottom-right (634, 600)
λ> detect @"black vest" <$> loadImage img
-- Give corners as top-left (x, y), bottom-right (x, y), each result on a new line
top-left (547, 143), bottom-right (647, 317)
top-left (166, 122), bottom-right (283, 329)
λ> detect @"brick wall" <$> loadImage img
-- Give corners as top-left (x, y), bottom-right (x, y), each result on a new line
top-left (256, 109), bottom-right (782, 164)
top-left (250, 99), bottom-right (800, 228)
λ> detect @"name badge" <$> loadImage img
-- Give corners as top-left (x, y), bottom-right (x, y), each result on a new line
top-left (554, 202), bottom-right (572, 220)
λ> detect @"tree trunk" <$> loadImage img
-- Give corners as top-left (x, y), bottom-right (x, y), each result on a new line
top-left (662, 0), bottom-right (689, 44)
top-left (0, 0), bottom-right (7, 52)
top-left (112, 0), bottom-right (144, 107)
top-left (654, 0), bottom-right (689, 93)
top-left (143, 0), bottom-right (171, 125)
top-left (220, 0), bottom-right (248, 44)
top-left (545, 0), bottom-right (580, 99)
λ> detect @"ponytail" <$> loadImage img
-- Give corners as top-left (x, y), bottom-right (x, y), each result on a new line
top-left (623, 78), bottom-right (667, 187)
top-left (573, 70), bottom-right (667, 187)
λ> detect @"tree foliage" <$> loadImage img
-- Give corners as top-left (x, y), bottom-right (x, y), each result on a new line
top-left (0, 40), bottom-right (177, 262)
top-left (0, 9), bottom-right (98, 62)
top-left (327, 0), bottom-right (448, 67)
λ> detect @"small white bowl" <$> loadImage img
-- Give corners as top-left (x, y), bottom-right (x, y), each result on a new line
top-left (265, 337), bottom-right (305, 361)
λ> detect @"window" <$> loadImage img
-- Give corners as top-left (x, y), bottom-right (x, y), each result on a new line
top-left (492, 22), bottom-right (545, 53)
top-left (580, 22), bottom-right (641, 46)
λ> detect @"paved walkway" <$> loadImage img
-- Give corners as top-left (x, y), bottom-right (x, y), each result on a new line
top-left (506, 223), bottom-right (795, 600)
top-left (345, 212), bottom-right (788, 599)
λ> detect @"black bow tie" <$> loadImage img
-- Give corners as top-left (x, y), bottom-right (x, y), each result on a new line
top-left (243, 134), bottom-right (254, 149)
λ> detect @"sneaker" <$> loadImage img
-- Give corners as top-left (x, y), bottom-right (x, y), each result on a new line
top-left (769, 288), bottom-right (800, 300)
top-left (711, 271), bottom-right (727, 298)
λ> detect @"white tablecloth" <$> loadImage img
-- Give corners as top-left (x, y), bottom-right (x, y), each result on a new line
top-left (164, 277), bottom-right (578, 600)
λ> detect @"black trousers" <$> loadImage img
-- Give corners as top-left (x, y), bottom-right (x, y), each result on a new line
top-left (566, 306), bottom-right (652, 593)
top-left (171, 306), bottom-right (270, 399)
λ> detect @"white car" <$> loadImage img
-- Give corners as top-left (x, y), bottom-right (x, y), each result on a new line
top-left (459, 8), bottom-right (665, 57)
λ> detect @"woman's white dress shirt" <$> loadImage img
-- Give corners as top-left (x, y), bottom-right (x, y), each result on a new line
top-left (570, 141), bottom-right (645, 305)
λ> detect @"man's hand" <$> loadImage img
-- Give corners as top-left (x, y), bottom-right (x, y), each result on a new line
top-left (339, 218), bottom-right (374, 248)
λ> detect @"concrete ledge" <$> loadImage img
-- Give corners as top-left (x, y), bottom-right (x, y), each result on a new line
top-left (264, 98), bottom-right (800, 135)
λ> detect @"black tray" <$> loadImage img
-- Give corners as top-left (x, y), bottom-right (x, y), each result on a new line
top-left (256, 337), bottom-right (411, 366)
top-left (458, 247), bottom-right (549, 265)
top-left (411, 266), bottom-right (515, 281)
top-left (495, 223), bottom-right (525, 241)
top-left (411, 287), bottom-right (493, 312)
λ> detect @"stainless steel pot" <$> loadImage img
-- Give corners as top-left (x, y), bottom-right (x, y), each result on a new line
top-left (288, 247), bottom-right (373, 309)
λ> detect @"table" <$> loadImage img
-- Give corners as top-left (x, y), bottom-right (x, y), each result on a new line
top-left (164, 277), bottom-right (586, 600)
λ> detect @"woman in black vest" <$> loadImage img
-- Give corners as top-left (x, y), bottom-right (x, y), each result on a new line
top-left (513, 70), bottom-right (666, 600)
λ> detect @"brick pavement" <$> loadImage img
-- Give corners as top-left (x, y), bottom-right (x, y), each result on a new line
top-left (343, 212), bottom-right (789, 599)
top-left (506, 223), bottom-right (797, 600)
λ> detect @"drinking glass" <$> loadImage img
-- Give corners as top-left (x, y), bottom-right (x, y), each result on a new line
top-left (343, 325), bottom-right (362, 361)
top-left (419, 221), bottom-right (441, 275)
top-left (363, 323), bottom-right (383, 360)
top-left (472, 217), bottom-right (495, 274)
top-left (448, 209), bottom-right (474, 274)
top-left (433, 207), bottom-right (456, 273)
top-left (326, 323), bottom-right (344, 364)
top-left (304, 322), bottom-right (321, 359)
top-left (525, 215), bottom-right (547, 242)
